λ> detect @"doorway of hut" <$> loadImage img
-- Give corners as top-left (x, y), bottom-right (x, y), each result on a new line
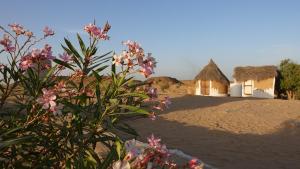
top-left (201, 81), bottom-right (210, 95)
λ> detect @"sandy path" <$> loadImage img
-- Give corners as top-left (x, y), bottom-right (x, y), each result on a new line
top-left (127, 96), bottom-right (300, 169)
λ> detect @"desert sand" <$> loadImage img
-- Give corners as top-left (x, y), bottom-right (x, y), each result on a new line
top-left (127, 94), bottom-right (300, 169)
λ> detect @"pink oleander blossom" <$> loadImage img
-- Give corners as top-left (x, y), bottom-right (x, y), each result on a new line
top-left (0, 34), bottom-right (15, 52)
top-left (37, 88), bottom-right (57, 111)
top-left (59, 52), bottom-right (72, 62)
top-left (189, 159), bottom-right (204, 169)
top-left (144, 53), bottom-right (157, 68)
top-left (8, 23), bottom-right (25, 35)
top-left (153, 96), bottom-right (172, 111)
top-left (43, 26), bottom-right (54, 36)
top-left (41, 44), bottom-right (55, 60)
top-left (146, 87), bottom-right (158, 100)
top-left (84, 23), bottom-right (109, 40)
top-left (122, 40), bottom-right (143, 55)
top-left (19, 55), bottom-right (33, 70)
top-left (25, 31), bottom-right (33, 37)
top-left (19, 45), bottom-right (55, 70)
top-left (147, 134), bottom-right (161, 149)
top-left (112, 54), bottom-right (123, 66)
top-left (162, 96), bottom-right (171, 109)
top-left (140, 63), bottom-right (154, 78)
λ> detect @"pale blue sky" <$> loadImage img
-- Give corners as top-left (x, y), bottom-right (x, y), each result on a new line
top-left (1, 0), bottom-right (300, 80)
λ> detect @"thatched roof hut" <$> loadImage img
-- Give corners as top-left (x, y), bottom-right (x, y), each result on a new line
top-left (194, 59), bottom-right (229, 85)
top-left (233, 66), bottom-right (277, 82)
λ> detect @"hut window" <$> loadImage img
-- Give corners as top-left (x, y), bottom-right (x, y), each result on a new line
top-left (244, 80), bottom-right (253, 95)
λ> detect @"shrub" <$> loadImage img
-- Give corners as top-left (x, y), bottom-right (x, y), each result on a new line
top-left (0, 22), bottom-right (173, 168)
top-left (0, 22), bottom-right (203, 169)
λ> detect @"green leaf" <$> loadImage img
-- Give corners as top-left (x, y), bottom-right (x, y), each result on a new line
top-left (91, 51), bottom-right (112, 62)
top-left (64, 38), bottom-right (83, 63)
top-left (53, 59), bottom-right (74, 71)
top-left (0, 126), bottom-right (22, 137)
top-left (62, 44), bottom-right (82, 69)
top-left (90, 46), bottom-right (97, 56)
top-left (92, 70), bottom-right (102, 82)
top-left (77, 33), bottom-right (86, 55)
top-left (115, 123), bottom-right (139, 137)
top-left (117, 92), bottom-right (149, 99)
top-left (118, 105), bottom-right (149, 115)
top-left (115, 139), bottom-right (122, 160)
top-left (0, 135), bottom-right (34, 150)
top-left (93, 65), bottom-right (109, 74)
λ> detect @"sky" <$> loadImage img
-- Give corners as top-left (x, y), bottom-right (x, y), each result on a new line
top-left (1, 0), bottom-right (300, 80)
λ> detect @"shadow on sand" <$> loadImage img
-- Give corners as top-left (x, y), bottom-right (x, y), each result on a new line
top-left (126, 96), bottom-right (300, 169)
top-left (163, 95), bottom-right (265, 114)
top-left (129, 117), bottom-right (300, 169)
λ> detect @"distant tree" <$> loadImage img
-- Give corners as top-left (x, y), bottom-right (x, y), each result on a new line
top-left (279, 59), bottom-right (300, 100)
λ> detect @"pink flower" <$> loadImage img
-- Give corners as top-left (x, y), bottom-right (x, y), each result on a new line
top-left (189, 159), bottom-right (203, 169)
top-left (59, 52), bottom-right (72, 62)
top-left (153, 96), bottom-right (171, 111)
top-left (70, 70), bottom-right (85, 79)
top-left (84, 23), bottom-right (109, 40)
top-left (30, 49), bottom-right (41, 58)
top-left (147, 87), bottom-right (158, 100)
top-left (112, 54), bottom-right (123, 66)
top-left (140, 63), bottom-right (154, 78)
top-left (19, 55), bottom-right (33, 70)
top-left (43, 26), bottom-right (54, 36)
top-left (40, 44), bottom-right (55, 60)
top-left (122, 40), bottom-right (143, 55)
top-left (8, 23), bottom-right (25, 35)
top-left (25, 31), bottom-right (33, 37)
top-left (37, 88), bottom-right (57, 111)
top-left (147, 134), bottom-right (161, 148)
top-left (162, 96), bottom-right (171, 109)
top-left (0, 34), bottom-right (15, 52)
top-left (144, 53), bottom-right (157, 68)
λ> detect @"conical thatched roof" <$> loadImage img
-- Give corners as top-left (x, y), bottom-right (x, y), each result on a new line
top-left (233, 65), bottom-right (277, 82)
top-left (194, 59), bottom-right (230, 85)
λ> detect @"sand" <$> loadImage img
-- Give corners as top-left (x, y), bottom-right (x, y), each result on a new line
top-left (127, 96), bottom-right (300, 169)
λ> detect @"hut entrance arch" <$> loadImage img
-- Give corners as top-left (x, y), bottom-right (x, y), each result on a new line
top-left (201, 80), bottom-right (210, 95)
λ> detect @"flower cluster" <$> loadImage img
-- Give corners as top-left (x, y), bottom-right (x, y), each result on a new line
top-left (113, 135), bottom-right (205, 169)
top-left (114, 135), bottom-right (174, 169)
top-left (145, 85), bottom-right (172, 120)
top-left (188, 159), bottom-right (204, 169)
top-left (59, 52), bottom-right (72, 62)
top-left (0, 34), bottom-right (15, 52)
top-left (37, 88), bottom-right (62, 115)
top-left (8, 23), bottom-right (25, 35)
top-left (113, 41), bottom-right (157, 78)
top-left (19, 44), bottom-right (55, 70)
top-left (84, 22), bottom-right (110, 40)
top-left (43, 26), bottom-right (54, 37)
top-left (8, 23), bottom-right (34, 37)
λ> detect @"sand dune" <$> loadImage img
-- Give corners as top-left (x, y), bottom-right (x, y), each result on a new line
top-left (127, 96), bottom-right (300, 169)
